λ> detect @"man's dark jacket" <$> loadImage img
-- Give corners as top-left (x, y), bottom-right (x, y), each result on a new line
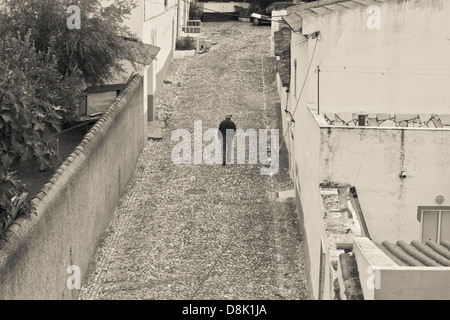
top-left (218, 119), bottom-right (236, 138)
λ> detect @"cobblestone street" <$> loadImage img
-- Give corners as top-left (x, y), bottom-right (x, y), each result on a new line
top-left (78, 21), bottom-right (308, 300)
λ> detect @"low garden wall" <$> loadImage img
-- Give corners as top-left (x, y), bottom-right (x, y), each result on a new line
top-left (0, 75), bottom-right (146, 299)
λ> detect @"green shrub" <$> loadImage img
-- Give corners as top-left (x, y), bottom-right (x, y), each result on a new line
top-left (0, 34), bottom-right (84, 125)
top-left (189, 3), bottom-right (203, 20)
top-left (0, 0), bottom-right (137, 87)
top-left (234, 5), bottom-right (250, 17)
top-left (176, 37), bottom-right (196, 51)
top-left (0, 172), bottom-right (33, 240)
top-left (248, 0), bottom-right (274, 14)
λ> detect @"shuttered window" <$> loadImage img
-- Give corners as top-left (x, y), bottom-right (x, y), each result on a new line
top-left (419, 207), bottom-right (450, 243)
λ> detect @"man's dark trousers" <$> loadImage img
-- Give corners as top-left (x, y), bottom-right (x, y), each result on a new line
top-left (218, 119), bottom-right (236, 165)
top-left (221, 133), bottom-right (234, 165)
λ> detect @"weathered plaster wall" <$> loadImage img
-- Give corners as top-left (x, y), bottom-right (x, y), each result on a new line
top-left (299, 0), bottom-right (450, 114)
top-left (285, 31), bottom-right (329, 299)
top-left (286, 101), bottom-right (450, 298)
top-left (353, 237), bottom-right (398, 299)
top-left (377, 267), bottom-right (450, 299)
top-left (0, 76), bottom-right (146, 299)
top-left (320, 125), bottom-right (450, 243)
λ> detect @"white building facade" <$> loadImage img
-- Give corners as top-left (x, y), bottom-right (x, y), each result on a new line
top-left (278, 0), bottom-right (450, 299)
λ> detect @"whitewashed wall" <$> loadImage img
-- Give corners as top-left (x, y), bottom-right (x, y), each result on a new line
top-left (295, 0), bottom-right (450, 114)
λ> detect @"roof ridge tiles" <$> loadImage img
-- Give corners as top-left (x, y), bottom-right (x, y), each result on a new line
top-left (382, 241), bottom-right (425, 266)
top-left (396, 240), bottom-right (442, 267)
top-left (441, 240), bottom-right (450, 251)
top-left (425, 240), bottom-right (450, 260)
top-left (411, 240), bottom-right (450, 266)
top-left (375, 242), bottom-right (408, 266)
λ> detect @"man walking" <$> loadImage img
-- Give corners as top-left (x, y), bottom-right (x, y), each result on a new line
top-left (218, 115), bottom-right (236, 166)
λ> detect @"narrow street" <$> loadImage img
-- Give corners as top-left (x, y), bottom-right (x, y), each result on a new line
top-left (78, 21), bottom-right (308, 300)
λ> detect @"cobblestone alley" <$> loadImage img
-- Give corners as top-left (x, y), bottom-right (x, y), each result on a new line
top-left (78, 21), bottom-right (308, 300)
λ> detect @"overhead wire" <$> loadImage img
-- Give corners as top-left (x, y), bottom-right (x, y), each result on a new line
top-left (290, 38), bottom-right (309, 47)
top-left (273, 32), bottom-right (322, 150)
top-left (291, 33), bottom-right (320, 118)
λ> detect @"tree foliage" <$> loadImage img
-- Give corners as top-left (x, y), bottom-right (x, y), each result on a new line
top-left (0, 0), bottom-right (137, 86)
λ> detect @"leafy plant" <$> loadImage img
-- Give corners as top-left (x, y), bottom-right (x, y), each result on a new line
top-left (0, 33), bottom-right (84, 126)
top-left (0, 172), bottom-right (33, 240)
top-left (248, 0), bottom-right (271, 15)
top-left (234, 5), bottom-right (250, 17)
top-left (189, 2), bottom-right (203, 20)
top-left (176, 37), bottom-right (196, 51)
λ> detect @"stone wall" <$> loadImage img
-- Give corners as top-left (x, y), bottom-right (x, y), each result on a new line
top-left (0, 75), bottom-right (146, 299)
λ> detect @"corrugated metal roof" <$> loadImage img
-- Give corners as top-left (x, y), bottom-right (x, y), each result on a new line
top-left (380, 240), bottom-right (450, 267)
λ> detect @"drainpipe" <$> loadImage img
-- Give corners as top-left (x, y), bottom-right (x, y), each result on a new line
top-left (317, 65), bottom-right (320, 115)
top-left (350, 186), bottom-right (371, 240)
top-left (176, 0), bottom-right (180, 36)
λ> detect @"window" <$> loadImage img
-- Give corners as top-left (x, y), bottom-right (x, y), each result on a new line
top-left (358, 114), bottom-right (367, 126)
top-left (418, 206), bottom-right (450, 243)
top-left (151, 29), bottom-right (157, 46)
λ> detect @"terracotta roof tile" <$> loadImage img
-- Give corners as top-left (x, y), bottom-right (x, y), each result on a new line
top-left (274, 27), bottom-right (291, 87)
top-left (381, 240), bottom-right (450, 267)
